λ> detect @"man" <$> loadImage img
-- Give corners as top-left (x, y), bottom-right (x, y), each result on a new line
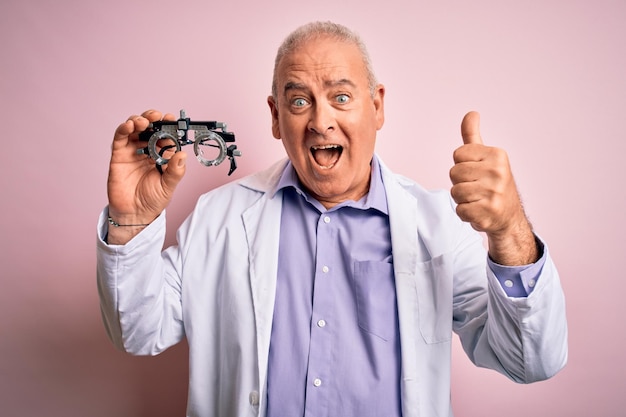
top-left (97, 21), bottom-right (567, 417)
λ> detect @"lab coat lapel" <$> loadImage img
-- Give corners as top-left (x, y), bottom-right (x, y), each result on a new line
top-left (381, 161), bottom-right (426, 417)
top-left (241, 164), bottom-right (285, 410)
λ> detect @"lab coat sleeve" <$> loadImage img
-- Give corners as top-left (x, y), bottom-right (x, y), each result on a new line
top-left (455, 233), bottom-right (568, 383)
top-left (96, 208), bottom-right (185, 355)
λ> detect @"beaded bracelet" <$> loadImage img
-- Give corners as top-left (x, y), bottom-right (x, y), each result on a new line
top-left (108, 216), bottom-right (149, 228)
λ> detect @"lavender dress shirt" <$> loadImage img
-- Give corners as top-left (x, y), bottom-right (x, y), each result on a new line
top-left (266, 157), bottom-right (544, 417)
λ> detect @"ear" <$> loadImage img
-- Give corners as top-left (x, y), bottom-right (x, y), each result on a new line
top-left (267, 95), bottom-right (281, 139)
top-left (372, 84), bottom-right (385, 130)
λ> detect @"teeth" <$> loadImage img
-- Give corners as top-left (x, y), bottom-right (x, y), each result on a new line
top-left (310, 144), bottom-right (342, 169)
top-left (311, 144), bottom-right (340, 150)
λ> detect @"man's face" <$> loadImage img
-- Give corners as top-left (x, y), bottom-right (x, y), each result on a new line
top-left (268, 36), bottom-right (385, 208)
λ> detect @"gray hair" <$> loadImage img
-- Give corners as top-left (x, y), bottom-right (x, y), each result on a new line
top-left (271, 21), bottom-right (379, 100)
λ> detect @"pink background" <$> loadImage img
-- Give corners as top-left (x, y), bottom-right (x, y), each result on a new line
top-left (1, 0), bottom-right (624, 415)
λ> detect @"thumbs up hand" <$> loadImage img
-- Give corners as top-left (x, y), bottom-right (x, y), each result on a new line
top-left (450, 111), bottom-right (538, 265)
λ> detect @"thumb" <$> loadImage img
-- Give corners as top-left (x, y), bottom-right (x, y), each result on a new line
top-left (162, 151), bottom-right (187, 191)
top-left (461, 111), bottom-right (484, 145)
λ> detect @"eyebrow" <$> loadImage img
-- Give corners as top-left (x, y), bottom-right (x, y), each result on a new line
top-left (283, 81), bottom-right (307, 94)
top-left (283, 78), bottom-right (357, 95)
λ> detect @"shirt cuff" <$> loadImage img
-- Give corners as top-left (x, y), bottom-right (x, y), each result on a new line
top-left (487, 235), bottom-right (546, 297)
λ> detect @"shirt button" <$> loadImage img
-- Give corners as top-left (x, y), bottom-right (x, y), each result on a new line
top-left (528, 279), bottom-right (536, 288)
top-left (323, 216), bottom-right (331, 224)
top-left (313, 378), bottom-right (322, 387)
top-left (317, 319), bottom-right (326, 328)
top-left (504, 280), bottom-right (514, 288)
top-left (322, 265), bottom-right (329, 273)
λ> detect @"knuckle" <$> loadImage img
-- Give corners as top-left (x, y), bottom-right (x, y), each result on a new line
top-left (452, 147), bottom-right (465, 163)
top-left (450, 186), bottom-right (461, 202)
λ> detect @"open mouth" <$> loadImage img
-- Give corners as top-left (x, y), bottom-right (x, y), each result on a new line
top-left (311, 144), bottom-right (343, 169)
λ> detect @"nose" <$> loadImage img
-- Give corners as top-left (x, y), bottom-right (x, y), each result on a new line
top-left (307, 103), bottom-right (335, 135)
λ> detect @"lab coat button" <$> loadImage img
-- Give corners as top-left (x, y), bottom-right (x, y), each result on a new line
top-left (249, 391), bottom-right (260, 406)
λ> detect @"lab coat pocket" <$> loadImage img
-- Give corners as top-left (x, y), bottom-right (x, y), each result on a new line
top-left (353, 260), bottom-right (397, 342)
top-left (415, 254), bottom-right (453, 344)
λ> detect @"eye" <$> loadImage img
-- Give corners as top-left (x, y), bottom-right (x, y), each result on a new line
top-left (336, 94), bottom-right (350, 104)
top-left (292, 98), bottom-right (308, 107)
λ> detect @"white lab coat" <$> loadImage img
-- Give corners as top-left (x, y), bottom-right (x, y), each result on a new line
top-left (97, 157), bottom-right (567, 417)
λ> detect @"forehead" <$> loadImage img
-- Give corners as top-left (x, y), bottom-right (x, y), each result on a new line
top-left (276, 36), bottom-right (368, 91)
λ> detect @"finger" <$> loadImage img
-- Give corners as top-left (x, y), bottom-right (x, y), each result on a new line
top-left (450, 181), bottom-right (485, 205)
top-left (455, 202), bottom-right (491, 232)
top-left (127, 114), bottom-right (151, 133)
top-left (162, 112), bottom-right (177, 121)
top-left (112, 115), bottom-right (150, 151)
top-left (140, 109), bottom-right (179, 122)
top-left (113, 119), bottom-right (133, 146)
top-left (461, 111), bottom-right (484, 145)
top-left (450, 161), bottom-right (480, 185)
top-left (141, 109), bottom-right (164, 123)
top-left (112, 116), bottom-right (143, 147)
top-left (161, 151), bottom-right (187, 192)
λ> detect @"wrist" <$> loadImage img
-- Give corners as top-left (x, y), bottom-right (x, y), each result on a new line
top-left (107, 215), bottom-right (150, 228)
top-left (105, 210), bottom-right (159, 245)
top-left (487, 218), bottom-right (539, 266)
top-left (107, 209), bottom-right (158, 228)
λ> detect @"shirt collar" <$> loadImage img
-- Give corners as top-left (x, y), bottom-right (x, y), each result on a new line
top-left (273, 155), bottom-right (389, 215)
